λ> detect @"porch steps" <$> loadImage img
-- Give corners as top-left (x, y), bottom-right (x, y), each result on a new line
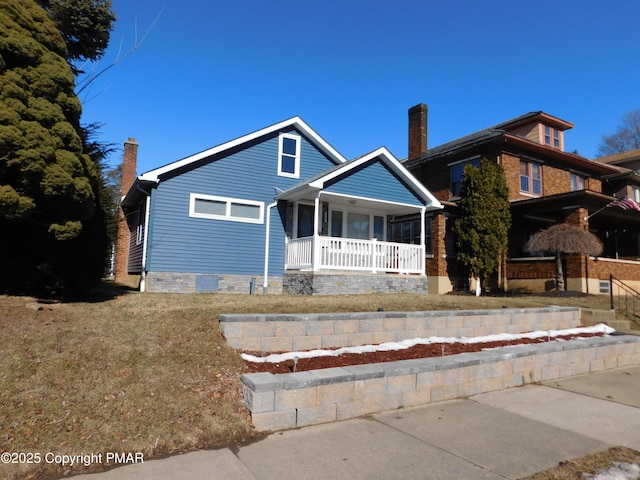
top-left (581, 308), bottom-right (632, 332)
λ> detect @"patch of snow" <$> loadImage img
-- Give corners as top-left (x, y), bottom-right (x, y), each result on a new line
top-left (582, 462), bottom-right (640, 480)
top-left (241, 324), bottom-right (615, 364)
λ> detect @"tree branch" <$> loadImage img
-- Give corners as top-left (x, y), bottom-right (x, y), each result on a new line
top-left (76, 7), bottom-right (164, 97)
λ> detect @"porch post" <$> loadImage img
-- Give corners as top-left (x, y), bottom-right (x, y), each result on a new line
top-left (312, 194), bottom-right (321, 271)
top-left (420, 207), bottom-right (426, 274)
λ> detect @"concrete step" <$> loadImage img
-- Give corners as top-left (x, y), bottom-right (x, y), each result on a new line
top-left (581, 308), bottom-right (631, 331)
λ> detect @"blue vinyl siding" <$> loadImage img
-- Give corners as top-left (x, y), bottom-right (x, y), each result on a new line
top-left (324, 159), bottom-right (424, 206)
top-left (146, 129), bottom-right (338, 275)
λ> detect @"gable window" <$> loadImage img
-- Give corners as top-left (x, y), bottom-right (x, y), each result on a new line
top-left (450, 158), bottom-right (480, 197)
top-left (520, 160), bottom-right (542, 195)
top-left (571, 173), bottom-right (585, 191)
top-left (278, 133), bottom-right (301, 178)
top-left (544, 126), bottom-right (560, 148)
top-left (189, 193), bottom-right (264, 224)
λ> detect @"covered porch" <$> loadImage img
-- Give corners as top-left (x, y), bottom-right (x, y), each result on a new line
top-left (274, 148), bottom-right (443, 285)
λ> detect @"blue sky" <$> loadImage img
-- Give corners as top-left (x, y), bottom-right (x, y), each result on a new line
top-left (80, 0), bottom-right (640, 174)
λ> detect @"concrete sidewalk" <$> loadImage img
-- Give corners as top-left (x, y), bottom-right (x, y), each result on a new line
top-left (72, 366), bottom-right (640, 480)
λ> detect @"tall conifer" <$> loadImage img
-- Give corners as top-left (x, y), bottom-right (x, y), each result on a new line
top-left (453, 158), bottom-right (511, 293)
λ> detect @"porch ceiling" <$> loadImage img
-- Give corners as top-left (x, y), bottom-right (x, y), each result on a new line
top-left (316, 191), bottom-right (431, 217)
top-left (511, 190), bottom-right (640, 230)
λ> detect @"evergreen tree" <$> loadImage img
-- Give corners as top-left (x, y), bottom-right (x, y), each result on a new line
top-left (0, 0), bottom-right (109, 294)
top-left (453, 158), bottom-right (511, 293)
top-left (36, 0), bottom-right (116, 74)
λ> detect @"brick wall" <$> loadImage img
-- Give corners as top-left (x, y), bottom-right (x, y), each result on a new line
top-left (115, 138), bottom-right (138, 282)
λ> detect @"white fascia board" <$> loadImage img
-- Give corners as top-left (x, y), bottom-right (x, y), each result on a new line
top-left (138, 117), bottom-right (347, 182)
top-left (379, 149), bottom-right (443, 210)
top-left (310, 146), bottom-right (443, 210)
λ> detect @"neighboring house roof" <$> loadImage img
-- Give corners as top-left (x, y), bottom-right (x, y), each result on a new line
top-left (595, 149), bottom-right (640, 167)
top-left (275, 147), bottom-right (443, 213)
top-left (491, 111), bottom-right (574, 131)
top-left (404, 112), bottom-right (619, 177)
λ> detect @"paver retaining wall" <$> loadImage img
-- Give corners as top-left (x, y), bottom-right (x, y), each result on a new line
top-left (220, 307), bottom-right (582, 353)
top-left (241, 335), bottom-right (640, 431)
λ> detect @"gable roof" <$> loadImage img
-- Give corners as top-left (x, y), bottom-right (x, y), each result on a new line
top-left (276, 147), bottom-right (443, 211)
top-left (137, 116), bottom-right (348, 183)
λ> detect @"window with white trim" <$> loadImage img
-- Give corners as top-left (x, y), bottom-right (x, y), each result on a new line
top-left (520, 160), bottom-right (542, 195)
top-left (189, 193), bottom-right (264, 224)
top-left (570, 173), bottom-right (585, 191)
top-left (278, 133), bottom-right (301, 178)
top-left (136, 199), bottom-right (146, 245)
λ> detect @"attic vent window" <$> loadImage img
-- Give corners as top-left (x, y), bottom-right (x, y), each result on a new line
top-left (278, 133), bottom-right (301, 178)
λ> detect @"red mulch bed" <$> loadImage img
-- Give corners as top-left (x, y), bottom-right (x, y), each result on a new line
top-left (243, 332), bottom-right (604, 374)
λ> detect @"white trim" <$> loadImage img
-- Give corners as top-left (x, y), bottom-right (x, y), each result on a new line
top-left (263, 201), bottom-right (278, 292)
top-left (140, 195), bottom-right (151, 292)
top-left (139, 117), bottom-right (347, 182)
top-left (189, 193), bottom-right (264, 224)
top-left (277, 132), bottom-right (301, 178)
top-left (297, 147), bottom-right (442, 211)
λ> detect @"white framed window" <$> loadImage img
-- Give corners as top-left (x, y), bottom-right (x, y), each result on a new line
top-left (136, 199), bottom-right (146, 245)
top-left (278, 133), bottom-right (301, 178)
top-left (189, 193), bottom-right (264, 224)
top-left (570, 173), bottom-right (585, 191)
top-left (329, 206), bottom-right (386, 240)
top-left (544, 125), bottom-right (561, 148)
top-left (520, 160), bottom-right (542, 195)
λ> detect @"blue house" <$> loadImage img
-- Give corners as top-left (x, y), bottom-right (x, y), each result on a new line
top-left (118, 117), bottom-right (442, 294)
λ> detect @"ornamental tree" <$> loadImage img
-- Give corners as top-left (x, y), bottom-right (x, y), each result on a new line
top-left (525, 223), bottom-right (603, 291)
top-left (453, 158), bottom-right (511, 294)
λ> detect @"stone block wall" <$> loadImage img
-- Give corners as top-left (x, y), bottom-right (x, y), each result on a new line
top-left (220, 307), bottom-right (581, 353)
top-left (242, 335), bottom-right (640, 431)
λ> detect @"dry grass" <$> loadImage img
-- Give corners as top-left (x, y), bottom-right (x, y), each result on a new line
top-left (0, 285), bottom-right (625, 479)
top-left (521, 446), bottom-right (640, 479)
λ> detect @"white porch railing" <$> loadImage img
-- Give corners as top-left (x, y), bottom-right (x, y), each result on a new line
top-left (285, 236), bottom-right (424, 274)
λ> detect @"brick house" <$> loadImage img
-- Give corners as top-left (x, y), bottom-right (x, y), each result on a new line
top-left (402, 104), bottom-right (640, 294)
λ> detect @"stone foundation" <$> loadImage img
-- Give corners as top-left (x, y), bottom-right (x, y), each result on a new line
top-left (283, 272), bottom-right (428, 295)
top-left (145, 272), bottom-right (283, 294)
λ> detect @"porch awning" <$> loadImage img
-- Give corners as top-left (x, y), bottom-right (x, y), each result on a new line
top-left (511, 190), bottom-right (640, 230)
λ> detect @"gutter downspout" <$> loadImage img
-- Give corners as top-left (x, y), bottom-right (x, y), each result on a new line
top-left (420, 206), bottom-right (426, 275)
top-left (263, 200), bottom-right (278, 294)
top-left (139, 194), bottom-right (151, 292)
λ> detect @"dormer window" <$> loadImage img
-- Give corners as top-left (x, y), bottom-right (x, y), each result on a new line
top-left (278, 133), bottom-right (301, 178)
top-left (544, 125), bottom-right (561, 149)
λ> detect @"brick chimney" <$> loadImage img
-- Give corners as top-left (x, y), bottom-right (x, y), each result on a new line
top-left (114, 137), bottom-right (138, 282)
top-left (408, 103), bottom-right (428, 161)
